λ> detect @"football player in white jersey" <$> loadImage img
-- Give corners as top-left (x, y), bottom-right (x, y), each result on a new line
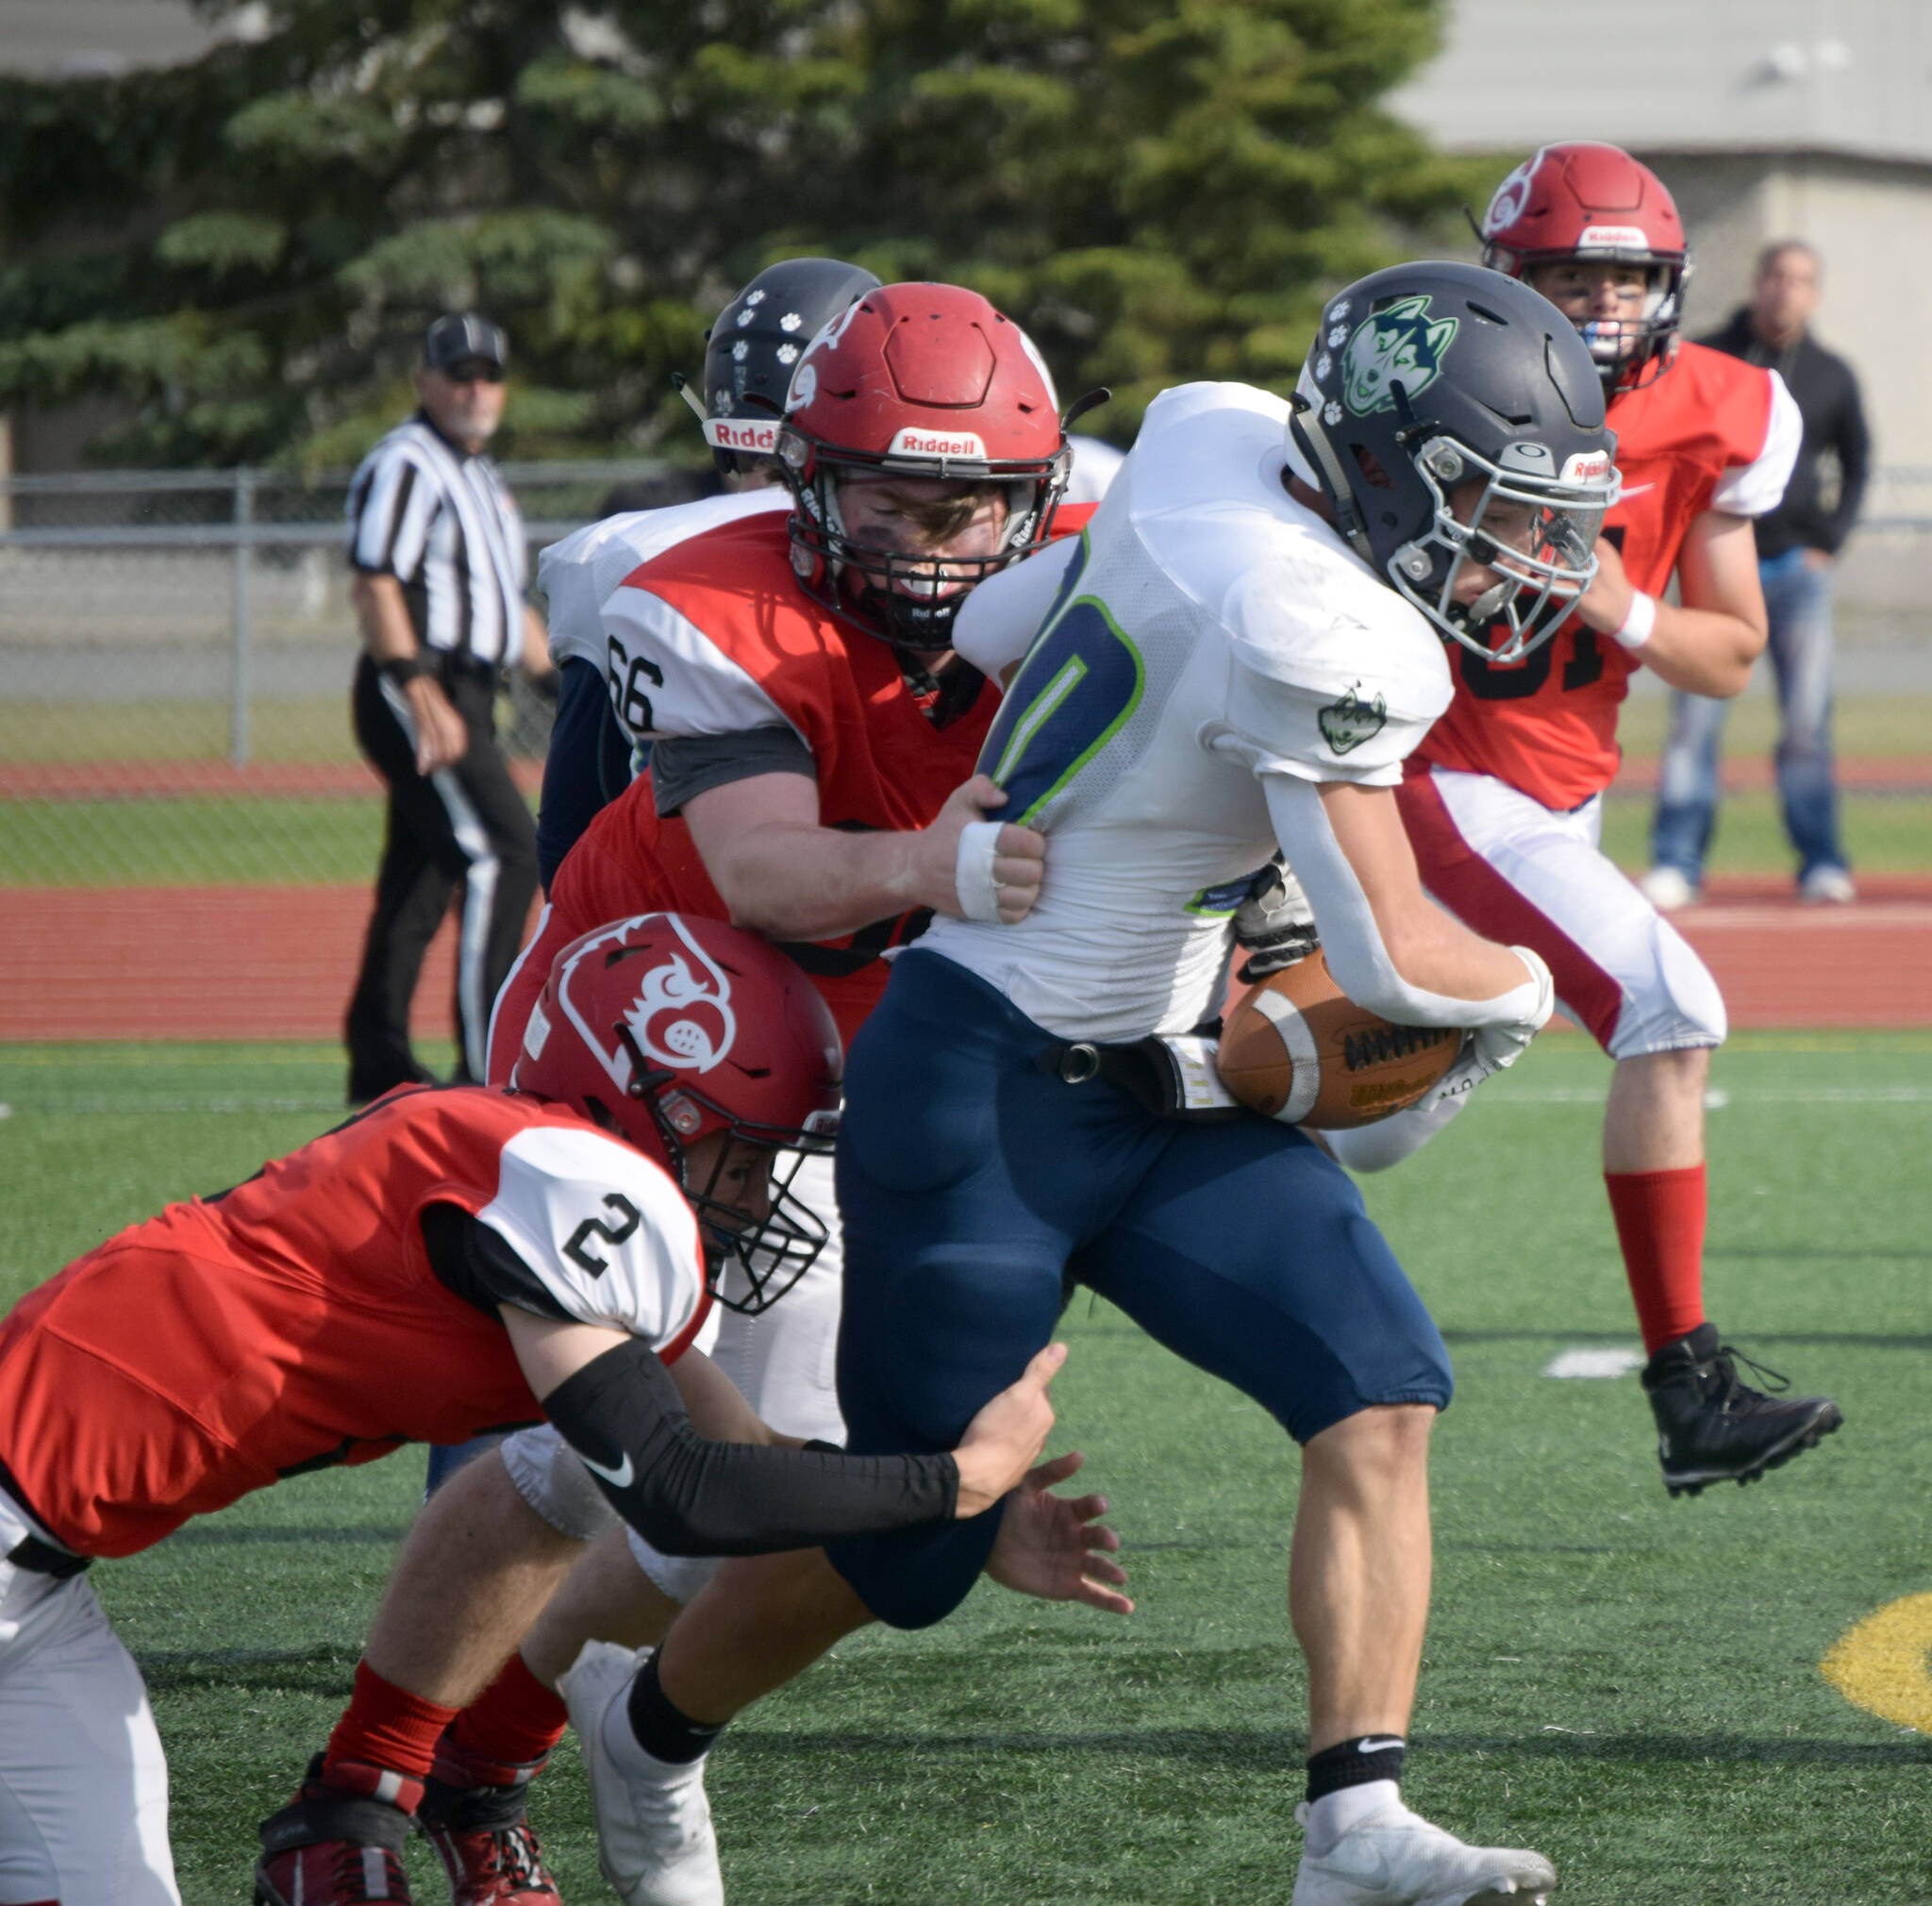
top-left (567, 262), bottom-right (1618, 1906)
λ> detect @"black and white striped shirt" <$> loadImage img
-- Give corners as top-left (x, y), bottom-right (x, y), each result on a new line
top-left (346, 412), bottom-right (529, 665)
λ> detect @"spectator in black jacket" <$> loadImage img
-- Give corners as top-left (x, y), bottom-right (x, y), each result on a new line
top-left (1645, 241), bottom-right (1871, 906)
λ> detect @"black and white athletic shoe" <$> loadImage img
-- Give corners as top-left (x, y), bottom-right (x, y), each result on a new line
top-left (1643, 1323), bottom-right (1842, 1497)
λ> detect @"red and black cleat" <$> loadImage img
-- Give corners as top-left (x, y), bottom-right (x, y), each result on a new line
top-left (417, 1735), bottom-right (560, 1906)
top-left (255, 1759), bottom-right (416, 1904)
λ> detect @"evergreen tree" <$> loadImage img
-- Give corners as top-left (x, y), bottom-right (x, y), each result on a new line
top-left (0, 0), bottom-right (1491, 466)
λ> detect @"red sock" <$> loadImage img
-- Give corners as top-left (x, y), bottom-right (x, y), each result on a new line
top-left (445, 1652), bottom-right (570, 1781)
top-left (1605, 1164), bottom-right (1707, 1354)
top-left (323, 1661), bottom-right (461, 1813)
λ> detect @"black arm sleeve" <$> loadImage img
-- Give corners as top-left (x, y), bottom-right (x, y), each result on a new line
top-left (542, 1336), bottom-right (960, 1557)
top-left (648, 727), bottom-right (814, 818)
top-left (537, 658), bottom-right (639, 887)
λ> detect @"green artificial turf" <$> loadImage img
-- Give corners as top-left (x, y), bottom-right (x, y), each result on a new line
top-left (0, 1035), bottom-right (1927, 1903)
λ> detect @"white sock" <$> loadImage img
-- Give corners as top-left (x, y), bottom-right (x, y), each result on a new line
top-left (1304, 1780), bottom-right (1401, 1856)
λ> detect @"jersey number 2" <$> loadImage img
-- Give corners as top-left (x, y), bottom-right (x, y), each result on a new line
top-left (564, 1194), bottom-right (641, 1277)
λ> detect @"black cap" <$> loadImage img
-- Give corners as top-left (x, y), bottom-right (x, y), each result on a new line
top-left (425, 312), bottom-right (509, 374)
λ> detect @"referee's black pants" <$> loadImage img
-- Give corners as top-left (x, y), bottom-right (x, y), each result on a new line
top-left (344, 653), bottom-right (540, 1101)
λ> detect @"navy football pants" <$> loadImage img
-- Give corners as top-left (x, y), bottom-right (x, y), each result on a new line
top-left (828, 951), bottom-right (1454, 1630)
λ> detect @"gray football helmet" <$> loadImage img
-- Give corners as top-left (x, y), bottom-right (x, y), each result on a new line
top-left (1288, 260), bottom-right (1619, 665)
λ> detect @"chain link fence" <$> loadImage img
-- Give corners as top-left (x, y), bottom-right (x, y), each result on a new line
top-left (4, 456), bottom-right (1929, 1041)
top-left (0, 461), bottom-right (695, 888)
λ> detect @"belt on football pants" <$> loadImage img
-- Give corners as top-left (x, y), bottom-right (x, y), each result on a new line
top-left (1032, 1028), bottom-right (1244, 1122)
top-left (7, 1533), bottom-right (92, 1579)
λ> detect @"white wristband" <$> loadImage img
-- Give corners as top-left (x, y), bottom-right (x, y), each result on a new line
top-left (1609, 590), bottom-right (1656, 652)
top-left (955, 819), bottom-right (1006, 923)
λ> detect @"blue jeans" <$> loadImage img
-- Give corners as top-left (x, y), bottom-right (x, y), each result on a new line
top-left (1650, 547), bottom-right (1847, 882)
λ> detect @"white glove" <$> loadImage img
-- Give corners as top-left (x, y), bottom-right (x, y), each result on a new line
top-left (1434, 945), bottom-right (1555, 1102)
top-left (1232, 861), bottom-right (1320, 980)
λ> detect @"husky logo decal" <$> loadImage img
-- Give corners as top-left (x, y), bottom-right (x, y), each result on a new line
top-left (1318, 686), bottom-right (1388, 756)
top-left (1341, 297), bottom-right (1459, 418)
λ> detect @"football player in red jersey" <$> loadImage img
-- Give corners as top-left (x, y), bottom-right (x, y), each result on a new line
top-left (309, 284), bottom-right (1113, 1905)
top-left (1356, 143), bottom-right (1841, 1493)
top-left (0, 914), bottom-right (1075, 1906)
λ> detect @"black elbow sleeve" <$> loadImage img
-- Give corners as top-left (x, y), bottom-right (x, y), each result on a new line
top-left (542, 1338), bottom-right (959, 1557)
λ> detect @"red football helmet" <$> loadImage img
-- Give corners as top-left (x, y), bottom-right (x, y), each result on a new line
top-left (1479, 142), bottom-right (1690, 390)
top-left (511, 912), bottom-right (843, 1312)
top-left (776, 281), bottom-right (1071, 654)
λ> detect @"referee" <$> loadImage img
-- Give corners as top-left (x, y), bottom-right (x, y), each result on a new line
top-left (341, 312), bottom-right (552, 1104)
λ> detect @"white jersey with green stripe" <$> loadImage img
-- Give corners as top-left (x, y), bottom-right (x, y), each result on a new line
top-left (921, 381), bottom-right (1451, 1042)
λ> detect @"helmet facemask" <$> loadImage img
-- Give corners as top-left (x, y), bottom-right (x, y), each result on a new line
top-left (1386, 430), bottom-right (1616, 666)
top-left (610, 1015), bottom-right (841, 1315)
top-left (783, 444), bottom-right (1070, 656)
top-left (1518, 257), bottom-right (1688, 394)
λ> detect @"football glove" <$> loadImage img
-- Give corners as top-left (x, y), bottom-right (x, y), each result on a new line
top-left (1434, 945), bottom-right (1556, 1101)
top-left (1234, 861), bottom-right (1321, 981)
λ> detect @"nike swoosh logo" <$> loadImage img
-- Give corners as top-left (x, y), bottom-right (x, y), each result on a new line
top-left (580, 1449), bottom-right (635, 1489)
top-left (1355, 1736), bottom-right (1407, 1755)
top-left (1619, 482), bottom-right (1655, 496)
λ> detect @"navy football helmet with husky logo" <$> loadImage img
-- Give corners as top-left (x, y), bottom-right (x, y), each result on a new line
top-left (1287, 260), bottom-right (1619, 665)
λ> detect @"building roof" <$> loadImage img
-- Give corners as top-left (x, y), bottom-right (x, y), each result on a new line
top-left (0, 0), bottom-right (257, 80)
top-left (1389, 0), bottom-right (1932, 167)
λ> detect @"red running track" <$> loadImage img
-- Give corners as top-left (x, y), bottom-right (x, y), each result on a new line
top-left (1, 876), bottom-right (1927, 1042)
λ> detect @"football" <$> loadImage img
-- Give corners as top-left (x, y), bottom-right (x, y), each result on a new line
top-left (1217, 949), bottom-right (1463, 1129)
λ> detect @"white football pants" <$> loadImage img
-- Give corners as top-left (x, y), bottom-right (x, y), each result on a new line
top-left (501, 1147), bottom-right (847, 1605)
top-left (0, 1496), bottom-right (177, 1906)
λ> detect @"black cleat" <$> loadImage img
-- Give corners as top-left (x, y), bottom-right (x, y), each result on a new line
top-left (1643, 1322), bottom-right (1842, 1497)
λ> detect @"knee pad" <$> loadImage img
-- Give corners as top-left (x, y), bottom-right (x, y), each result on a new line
top-left (623, 1529), bottom-right (722, 1607)
top-left (825, 1514), bottom-right (1002, 1632)
top-left (499, 1425), bottom-right (618, 1543)
top-left (1607, 914), bottom-right (1727, 1059)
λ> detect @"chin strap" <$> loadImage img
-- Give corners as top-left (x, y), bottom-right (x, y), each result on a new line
top-left (1288, 394), bottom-right (1374, 565)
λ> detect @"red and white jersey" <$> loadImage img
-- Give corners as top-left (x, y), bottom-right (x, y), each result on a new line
top-left (0, 1085), bottom-right (708, 1558)
top-left (540, 505), bottom-right (1095, 1046)
top-left (1417, 343), bottom-right (1799, 810)
top-left (538, 489), bottom-right (789, 689)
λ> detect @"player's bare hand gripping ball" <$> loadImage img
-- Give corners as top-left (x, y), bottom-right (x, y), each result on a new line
top-left (952, 1342), bottom-right (1067, 1514)
top-left (941, 774), bottom-right (1047, 925)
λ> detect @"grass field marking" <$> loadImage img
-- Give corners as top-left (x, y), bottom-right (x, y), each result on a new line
top-left (1541, 1347), bottom-right (1645, 1379)
top-left (1821, 1594), bottom-right (1932, 1732)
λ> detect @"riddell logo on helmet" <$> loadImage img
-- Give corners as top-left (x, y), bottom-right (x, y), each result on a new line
top-left (1575, 225), bottom-right (1651, 251)
top-left (888, 427), bottom-right (988, 460)
top-left (705, 417), bottom-right (778, 452)
top-left (1561, 451), bottom-right (1614, 485)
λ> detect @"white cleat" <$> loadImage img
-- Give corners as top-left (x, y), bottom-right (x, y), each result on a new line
top-left (1291, 1797), bottom-right (1557, 1906)
top-left (558, 1641), bottom-right (724, 1906)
